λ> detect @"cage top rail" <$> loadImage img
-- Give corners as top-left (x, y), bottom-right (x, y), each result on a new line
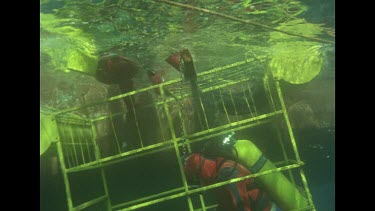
top-left (88, 73), bottom-right (260, 123)
top-left (52, 58), bottom-right (256, 116)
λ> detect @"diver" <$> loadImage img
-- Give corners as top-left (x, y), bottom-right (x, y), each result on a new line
top-left (182, 133), bottom-right (309, 211)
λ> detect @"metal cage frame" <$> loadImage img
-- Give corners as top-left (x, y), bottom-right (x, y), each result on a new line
top-left (52, 59), bottom-right (316, 211)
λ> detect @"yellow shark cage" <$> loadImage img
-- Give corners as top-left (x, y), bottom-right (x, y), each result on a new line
top-left (52, 59), bottom-right (316, 211)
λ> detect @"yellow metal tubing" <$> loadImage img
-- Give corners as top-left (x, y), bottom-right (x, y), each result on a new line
top-left (194, 204), bottom-right (218, 211)
top-left (56, 139), bottom-right (74, 210)
top-left (66, 119), bottom-right (272, 173)
top-left (57, 123), bottom-right (73, 168)
top-left (53, 59), bottom-right (318, 211)
top-left (217, 83), bottom-right (231, 123)
top-left (263, 75), bottom-right (295, 184)
top-left (68, 124), bottom-right (79, 166)
top-left (228, 89), bottom-right (239, 121)
top-left (90, 120), bottom-right (112, 210)
top-left (241, 85), bottom-right (254, 117)
top-left (186, 119), bottom-right (272, 146)
top-left (184, 110), bottom-right (283, 140)
top-left (53, 59), bottom-right (255, 116)
top-left (117, 163), bottom-right (302, 211)
top-left (174, 139), bottom-right (195, 211)
top-left (289, 205), bottom-right (316, 211)
top-left (129, 96), bottom-right (144, 148)
top-left (100, 167), bottom-right (112, 210)
top-left (160, 86), bottom-right (195, 210)
top-left (199, 194), bottom-right (207, 211)
top-left (274, 123), bottom-right (296, 184)
top-left (109, 112), bottom-right (122, 154)
top-left (247, 83), bottom-right (258, 116)
top-left (74, 195), bottom-right (108, 210)
top-left (275, 81), bottom-right (301, 162)
top-left (112, 187), bottom-right (185, 209)
top-left (276, 81), bottom-right (315, 210)
top-left (90, 110), bottom-right (126, 122)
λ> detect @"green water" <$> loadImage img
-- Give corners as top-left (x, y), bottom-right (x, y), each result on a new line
top-left (40, 0), bottom-right (334, 210)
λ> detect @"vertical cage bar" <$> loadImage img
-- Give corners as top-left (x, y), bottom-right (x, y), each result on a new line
top-left (242, 84), bottom-right (255, 117)
top-left (90, 121), bottom-right (112, 210)
top-left (298, 168), bottom-right (316, 210)
top-left (218, 87), bottom-right (231, 124)
top-left (199, 194), bottom-right (207, 211)
top-left (66, 125), bottom-right (76, 168)
top-left (215, 74), bottom-right (231, 124)
top-left (90, 122), bottom-right (101, 163)
top-left (174, 139), bottom-right (194, 211)
top-left (78, 126), bottom-right (86, 164)
top-left (195, 105), bottom-right (206, 132)
top-left (273, 124), bottom-right (296, 185)
top-left (129, 95), bottom-right (144, 148)
top-left (198, 93), bottom-right (210, 130)
top-left (109, 112), bottom-right (122, 154)
top-left (176, 90), bottom-right (192, 154)
top-left (55, 119), bottom-right (74, 211)
top-left (178, 103), bottom-right (187, 137)
top-left (156, 103), bottom-right (167, 141)
top-left (275, 81), bottom-right (301, 162)
top-left (160, 86), bottom-right (194, 211)
top-left (59, 124), bottom-right (72, 169)
top-left (246, 83), bottom-right (258, 116)
top-left (68, 123), bottom-right (80, 166)
top-left (100, 148), bottom-right (113, 211)
top-left (80, 126), bottom-right (93, 163)
top-left (178, 103), bottom-right (192, 154)
top-left (263, 76), bottom-right (276, 111)
top-left (228, 89), bottom-right (239, 122)
top-left (209, 92), bottom-right (221, 128)
top-left (262, 75), bottom-right (295, 184)
top-left (275, 81), bottom-right (315, 210)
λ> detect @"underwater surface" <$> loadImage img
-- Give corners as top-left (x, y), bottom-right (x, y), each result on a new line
top-left (40, 0), bottom-right (334, 210)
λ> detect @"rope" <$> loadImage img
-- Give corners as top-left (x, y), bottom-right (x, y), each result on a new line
top-left (155, 0), bottom-right (334, 45)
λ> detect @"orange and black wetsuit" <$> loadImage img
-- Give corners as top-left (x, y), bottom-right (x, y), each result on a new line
top-left (183, 153), bottom-right (272, 211)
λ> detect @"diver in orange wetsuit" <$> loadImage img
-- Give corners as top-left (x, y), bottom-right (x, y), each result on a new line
top-left (183, 152), bottom-right (276, 211)
top-left (182, 133), bottom-right (282, 211)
